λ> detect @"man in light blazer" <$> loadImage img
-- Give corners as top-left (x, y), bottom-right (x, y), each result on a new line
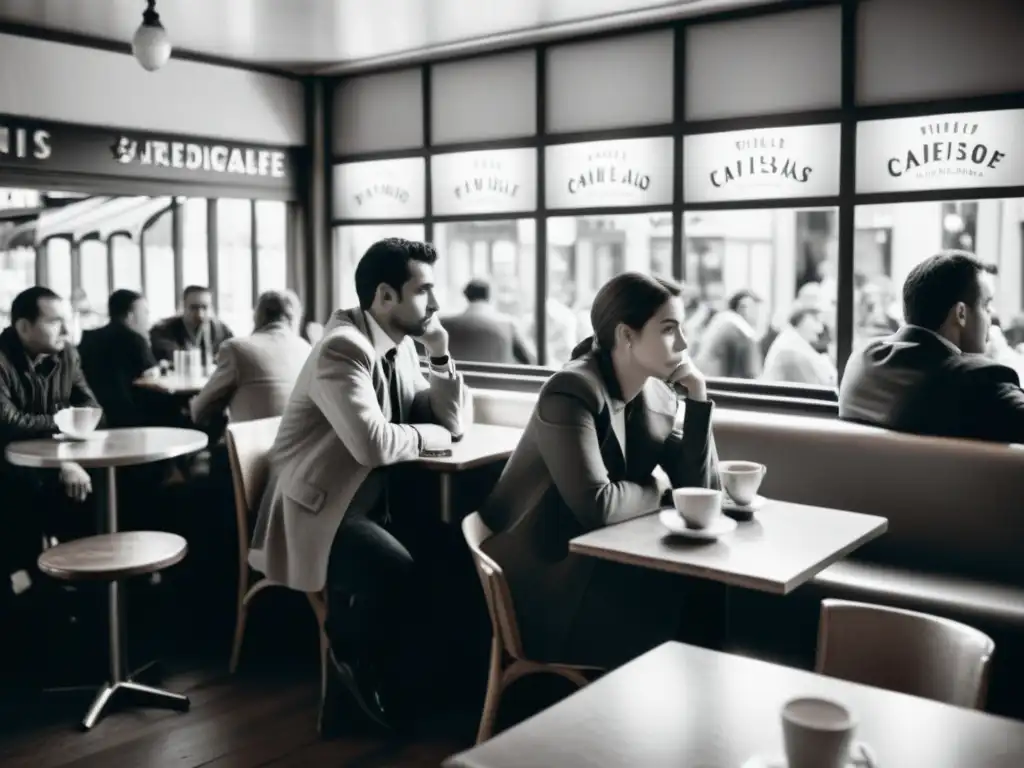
top-left (189, 290), bottom-right (311, 427)
top-left (248, 238), bottom-right (465, 736)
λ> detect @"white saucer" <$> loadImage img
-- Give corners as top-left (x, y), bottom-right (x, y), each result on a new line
top-left (742, 742), bottom-right (874, 768)
top-left (658, 509), bottom-right (737, 540)
top-left (54, 431), bottom-right (106, 443)
top-left (722, 494), bottom-right (766, 513)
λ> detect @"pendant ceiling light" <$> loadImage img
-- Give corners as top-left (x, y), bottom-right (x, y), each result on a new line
top-left (132, 0), bottom-right (172, 72)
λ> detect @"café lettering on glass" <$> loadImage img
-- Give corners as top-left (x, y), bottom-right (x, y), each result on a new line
top-left (0, 124), bottom-right (52, 161)
top-left (568, 148), bottom-right (651, 195)
top-left (353, 182), bottom-right (410, 208)
top-left (110, 136), bottom-right (287, 178)
top-left (710, 134), bottom-right (812, 188)
top-left (454, 156), bottom-right (520, 202)
top-left (887, 120), bottom-right (1006, 181)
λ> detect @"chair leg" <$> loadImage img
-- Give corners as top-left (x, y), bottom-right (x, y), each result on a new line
top-left (476, 637), bottom-right (505, 744)
top-left (228, 581), bottom-right (249, 674)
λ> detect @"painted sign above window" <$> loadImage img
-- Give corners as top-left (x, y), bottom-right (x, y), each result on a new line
top-left (0, 115), bottom-right (299, 199)
top-left (545, 137), bottom-right (674, 210)
top-left (431, 148), bottom-right (536, 216)
top-left (684, 124), bottom-right (841, 203)
top-left (856, 109), bottom-right (1024, 194)
top-left (111, 136), bottom-right (286, 178)
top-left (333, 158), bottom-right (426, 220)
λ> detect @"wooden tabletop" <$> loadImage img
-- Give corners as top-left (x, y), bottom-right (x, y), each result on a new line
top-left (414, 423), bottom-right (523, 471)
top-left (446, 641), bottom-right (1024, 768)
top-left (134, 372), bottom-right (210, 395)
top-left (5, 427), bottom-right (209, 469)
top-left (570, 500), bottom-right (887, 595)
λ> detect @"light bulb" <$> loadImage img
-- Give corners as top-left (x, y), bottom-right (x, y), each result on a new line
top-left (132, 3), bottom-right (172, 72)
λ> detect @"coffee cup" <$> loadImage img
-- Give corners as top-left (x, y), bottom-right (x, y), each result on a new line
top-left (54, 406), bottom-right (103, 438)
top-left (781, 697), bottom-right (856, 768)
top-left (671, 487), bottom-right (722, 529)
top-left (719, 460), bottom-right (766, 506)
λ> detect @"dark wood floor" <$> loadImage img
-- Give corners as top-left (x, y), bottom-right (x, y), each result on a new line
top-left (0, 659), bottom-right (471, 768)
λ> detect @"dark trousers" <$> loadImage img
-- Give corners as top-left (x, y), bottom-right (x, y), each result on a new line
top-left (325, 507), bottom-right (420, 672)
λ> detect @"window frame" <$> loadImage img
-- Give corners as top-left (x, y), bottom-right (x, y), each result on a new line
top-left (326, 0), bottom-right (1024, 415)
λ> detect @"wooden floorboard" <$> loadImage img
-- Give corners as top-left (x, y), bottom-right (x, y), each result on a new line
top-left (0, 660), bottom-right (470, 768)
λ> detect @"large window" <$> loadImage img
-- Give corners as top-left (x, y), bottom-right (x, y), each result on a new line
top-left (181, 198), bottom-right (209, 289)
top-left (433, 219), bottom-right (537, 363)
top-left (144, 208), bottom-right (176, 322)
top-left (684, 208), bottom-right (839, 388)
top-left (78, 239), bottom-right (109, 318)
top-left (216, 199), bottom-right (255, 336)
top-left (256, 200), bottom-right (288, 294)
top-left (0, 244), bottom-right (35, 327)
top-left (333, 224), bottom-right (426, 310)
top-left (0, 192), bottom-right (293, 341)
top-left (546, 214), bottom-right (672, 366)
top-left (46, 238), bottom-right (72, 300)
top-left (855, 198), bottom-right (1024, 377)
top-left (111, 236), bottom-right (142, 292)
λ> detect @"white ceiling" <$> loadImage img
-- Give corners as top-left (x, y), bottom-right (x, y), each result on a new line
top-left (0, 0), bottom-right (782, 74)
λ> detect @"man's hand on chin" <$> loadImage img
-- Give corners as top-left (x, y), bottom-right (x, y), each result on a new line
top-left (416, 315), bottom-right (449, 359)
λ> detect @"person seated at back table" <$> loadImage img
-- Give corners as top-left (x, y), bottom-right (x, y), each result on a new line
top-left (149, 285), bottom-right (233, 366)
top-left (190, 289), bottom-right (311, 427)
top-left (479, 272), bottom-right (719, 671)
top-left (248, 237), bottom-right (466, 737)
top-left (839, 250), bottom-right (1024, 442)
top-left (78, 288), bottom-right (159, 429)
top-left (0, 287), bottom-right (99, 627)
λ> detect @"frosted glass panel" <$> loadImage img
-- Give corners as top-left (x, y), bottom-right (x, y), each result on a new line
top-left (858, 0), bottom-right (1024, 105)
top-left (334, 69), bottom-right (424, 154)
top-left (432, 51), bottom-right (536, 144)
top-left (547, 30), bottom-right (673, 133)
top-left (686, 6), bottom-right (841, 121)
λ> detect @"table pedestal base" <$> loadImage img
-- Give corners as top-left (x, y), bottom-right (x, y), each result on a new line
top-left (82, 680), bottom-right (189, 731)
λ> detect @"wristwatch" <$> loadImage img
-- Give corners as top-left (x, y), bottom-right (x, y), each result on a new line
top-left (429, 354), bottom-right (456, 379)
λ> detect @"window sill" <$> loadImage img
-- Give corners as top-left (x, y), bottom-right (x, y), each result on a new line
top-left (422, 359), bottom-right (840, 418)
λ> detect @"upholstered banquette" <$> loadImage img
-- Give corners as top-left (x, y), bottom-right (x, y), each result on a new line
top-left (471, 388), bottom-right (1024, 716)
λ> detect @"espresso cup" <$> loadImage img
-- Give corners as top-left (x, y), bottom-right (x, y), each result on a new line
top-left (719, 460), bottom-right (766, 506)
top-left (781, 697), bottom-right (856, 768)
top-left (671, 488), bottom-right (722, 529)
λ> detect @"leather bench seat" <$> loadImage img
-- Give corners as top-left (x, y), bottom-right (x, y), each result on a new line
top-left (813, 560), bottom-right (1024, 628)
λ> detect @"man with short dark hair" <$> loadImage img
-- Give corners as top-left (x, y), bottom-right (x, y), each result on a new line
top-left (249, 238), bottom-right (466, 736)
top-left (0, 286), bottom-right (99, 615)
top-left (839, 250), bottom-right (1024, 441)
top-left (442, 278), bottom-right (535, 364)
top-left (78, 289), bottom-right (159, 429)
top-left (190, 289), bottom-right (311, 426)
top-left (149, 285), bottom-right (233, 365)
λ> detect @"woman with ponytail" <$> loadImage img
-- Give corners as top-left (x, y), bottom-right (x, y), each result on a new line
top-left (479, 272), bottom-right (719, 669)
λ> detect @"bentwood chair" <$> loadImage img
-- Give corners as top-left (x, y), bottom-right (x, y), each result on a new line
top-left (462, 512), bottom-right (604, 743)
top-left (225, 418), bottom-right (328, 697)
top-left (816, 598), bottom-right (995, 710)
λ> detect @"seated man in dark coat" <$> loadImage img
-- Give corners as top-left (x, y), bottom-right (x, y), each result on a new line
top-left (839, 250), bottom-right (1024, 442)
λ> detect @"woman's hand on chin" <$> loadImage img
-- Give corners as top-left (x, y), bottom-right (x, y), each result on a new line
top-left (668, 359), bottom-right (708, 402)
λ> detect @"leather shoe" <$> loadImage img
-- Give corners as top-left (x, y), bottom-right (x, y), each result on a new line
top-left (319, 647), bottom-right (394, 738)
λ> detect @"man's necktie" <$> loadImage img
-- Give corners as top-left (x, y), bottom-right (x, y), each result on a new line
top-left (382, 348), bottom-right (402, 423)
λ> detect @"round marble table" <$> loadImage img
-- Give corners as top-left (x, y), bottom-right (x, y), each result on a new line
top-left (5, 427), bottom-right (207, 730)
